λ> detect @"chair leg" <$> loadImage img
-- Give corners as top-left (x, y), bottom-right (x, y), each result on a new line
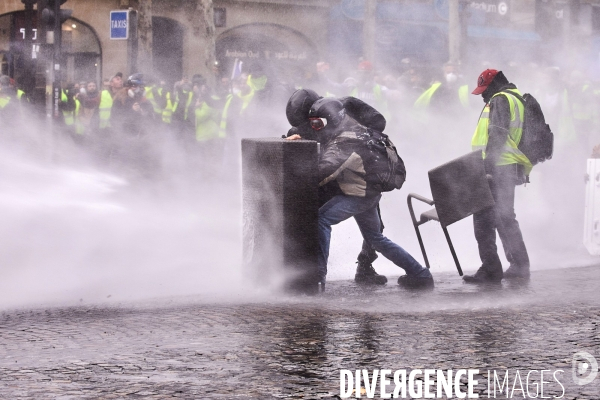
top-left (413, 224), bottom-right (431, 269)
top-left (442, 226), bottom-right (463, 276)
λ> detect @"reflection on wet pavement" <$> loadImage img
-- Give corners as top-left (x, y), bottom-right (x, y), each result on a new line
top-left (0, 265), bottom-right (599, 399)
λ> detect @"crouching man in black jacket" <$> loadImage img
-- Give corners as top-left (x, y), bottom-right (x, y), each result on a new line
top-left (287, 97), bottom-right (434, 291)
top-left (286, 89), bottom-right (388, 285)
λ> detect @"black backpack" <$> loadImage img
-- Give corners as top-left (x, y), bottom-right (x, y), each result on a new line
top-left (503, 91), bottom-right (554, 166)
top-left (357, 128), bottom-right (406, 192)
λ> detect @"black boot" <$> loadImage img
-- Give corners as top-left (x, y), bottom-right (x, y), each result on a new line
top-left (397, 274), bottom-right (434, 289)
top-left (355, 262), bottom-right (388, 285)
top-left (463, 267), bottom-right (503, 284)
top-left (503, 265), bottom-right (530, 279)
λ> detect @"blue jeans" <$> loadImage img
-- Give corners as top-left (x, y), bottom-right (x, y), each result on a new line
top-left (318, 194), bottom-right (430, 282)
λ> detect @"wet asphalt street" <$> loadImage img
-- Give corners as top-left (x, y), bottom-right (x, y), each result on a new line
top-left (1, 265), bottom-right (600, 399)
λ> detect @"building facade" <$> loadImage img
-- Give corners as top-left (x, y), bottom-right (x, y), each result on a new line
top-left (1, 0), bottom-right (600, 100)
top-left (0, 0), bottom-right (333, 94)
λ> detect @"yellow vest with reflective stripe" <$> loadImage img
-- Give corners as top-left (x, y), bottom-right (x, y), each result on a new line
top-left (174, 91), bottom-right (194, 121)
top-left (239, 90), bottom-right (254, 114)
top-left (471, 89), bottom-right (532, 175)
top-left (145, 86), bottom-right (164, 117)
top-left (162, 92), bottom-right (175, 124)
top-left (62, 100), bottom-right (77, 125)
top-left (63, 100), bottom-right (84, 134)
top-left (218, 91), bottom-right (255, 138)
top-left (218, 94), bottom-right (234, 138)
top-left (414, 82), bottom-right (442, 108)
top-left (195, 102), bottom-right (219, 142)
top-left (0, 96), bottom-right (11, 109)
top-left (99, 90), bottom-right (113, 129)
top-left (415, 82), bottom-right (470, 109)
top-left (458, 84), bottom-right (470, 108)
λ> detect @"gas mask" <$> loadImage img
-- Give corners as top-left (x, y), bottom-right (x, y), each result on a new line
top-left (128, 87), bottom-right (143, 99)
top-left (309, 117), bottom-right (328, 131)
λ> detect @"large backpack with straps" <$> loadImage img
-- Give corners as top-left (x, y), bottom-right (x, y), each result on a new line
top-left (356, 127), bottom-right (406, 192)
top-left (503, 91), bottom-right (554, 166)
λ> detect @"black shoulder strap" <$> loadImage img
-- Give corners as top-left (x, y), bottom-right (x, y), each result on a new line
top-left (501, 90), bottom-right (525, 104)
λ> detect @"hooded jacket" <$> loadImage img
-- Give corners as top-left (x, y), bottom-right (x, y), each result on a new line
top-left (287, 96), bottom-right (386, 140)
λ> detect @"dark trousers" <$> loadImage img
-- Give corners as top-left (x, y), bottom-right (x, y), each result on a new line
top-left (357, 204), bottom-right (384, 265)
top-left (473, 164), bottom-right (530, 272)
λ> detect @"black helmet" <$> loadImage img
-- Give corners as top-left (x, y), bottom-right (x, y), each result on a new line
top-left (286, 89), bottom-right (321, 127)
top-left (308, 98), bottom-right (345, 130)
top-left (126, 73), bottom-right (144, 87)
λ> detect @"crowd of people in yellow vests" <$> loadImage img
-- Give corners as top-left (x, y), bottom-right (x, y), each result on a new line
top-left (0, 59), bottom-right (596, 181)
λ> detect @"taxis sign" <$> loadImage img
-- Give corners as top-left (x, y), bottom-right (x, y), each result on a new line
top-left (110, 10), bottom-right (129, 40)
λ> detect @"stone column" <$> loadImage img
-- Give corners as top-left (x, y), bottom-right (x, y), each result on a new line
top-left (133, 0), bottom-right (153, 75)
top-left (448, 0), bottom-right (460, 64)
top-left (182, 0), bottom-right (216, 85)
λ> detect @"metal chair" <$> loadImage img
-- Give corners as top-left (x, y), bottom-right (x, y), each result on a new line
top-left (406, 150), bottom-right (495, 277)
top-left (407, 193), bottom-right (462, 275)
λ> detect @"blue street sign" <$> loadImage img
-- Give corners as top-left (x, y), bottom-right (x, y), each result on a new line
top-left (110, 10), bottom-right (129, 40)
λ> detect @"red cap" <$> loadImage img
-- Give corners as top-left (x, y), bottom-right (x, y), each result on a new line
top-left (358, 60), bottom-right (373, 71)
top-left (472, 69), bottom-right (498, 95)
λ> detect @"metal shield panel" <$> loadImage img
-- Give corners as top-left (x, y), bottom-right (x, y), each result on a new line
top-left (241, 138), bottom-right (320, 293)
top-left (428, 150), bottom-right (495, 227)
top-left (584, 158), bottom-right (600, 256)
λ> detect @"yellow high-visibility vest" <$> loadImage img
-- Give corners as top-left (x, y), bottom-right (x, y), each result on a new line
top-left (471, 89), bottom-right (532, 175)
top-left (145, 86), bottom-right (164, 118)
top-left (162, 92), bottom-right (175, 124)
top-left (415, 82), bottom-right (470, 108)
top-left (218, 91), bottom-right (255, 138)
top-left (195, 101), bottom-right (219, 142)
top-left (458, 84), bottom-right (470, 108)
top-left (0, 96), bottom-right (11, 109)
top-left (99, 90), bottom-right (113, 129)
top-left (218, 94), bottom-right (234, 138)
top-left (62, 100), bottom-right (77, 125)
top-left (174, 91), bottom-right (194, 121)
top-left (414, 82), bottom-right (442, 108)
top-left (63, 99), bottom-right (84, 134)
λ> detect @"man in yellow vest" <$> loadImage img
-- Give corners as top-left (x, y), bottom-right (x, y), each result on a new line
top-left (0, 75), bottom-right (19, 131)
top-left (414, 63), bottom-right (471, 113)
top-left (463, 69), bottom-right (532, 283)
top-left (59, 83), bottom-right (83, 136)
